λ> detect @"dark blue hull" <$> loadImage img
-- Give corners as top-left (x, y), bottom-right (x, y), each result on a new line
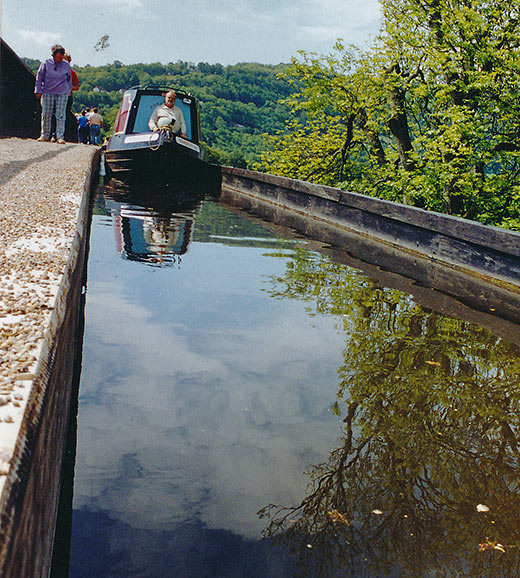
top-left (105, 132), bottom-right (203, 175)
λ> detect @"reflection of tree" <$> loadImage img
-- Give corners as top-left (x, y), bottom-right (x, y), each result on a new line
top-left (260, 250), bottom-right (520, 577)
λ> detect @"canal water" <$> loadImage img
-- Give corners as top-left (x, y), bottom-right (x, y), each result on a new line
top-left (57, 177), bottom-right (520, 577)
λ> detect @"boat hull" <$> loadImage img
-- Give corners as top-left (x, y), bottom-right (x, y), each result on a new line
top-left (104, 134), bottom-right (221, 194)
top-left (105, 132), bottom-right (203, 175)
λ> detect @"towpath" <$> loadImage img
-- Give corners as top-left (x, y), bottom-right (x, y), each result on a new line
top-left (0, 137), bottom-right (96, 494)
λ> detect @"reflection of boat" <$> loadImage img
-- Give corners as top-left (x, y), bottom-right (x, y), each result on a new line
top-left (104, 85), bottom-right (210, 178)
top-left (103, 174), bottom-right (211, 213)
top-left (114, 209), bottom-right (195, 266)
top-left (104, 180), bottom-right (203, 267)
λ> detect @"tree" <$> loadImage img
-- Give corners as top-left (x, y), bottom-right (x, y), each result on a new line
top-left (22, 57), bottom-right (40, 73)
top-left (260, 0), bottom-right (520, 228)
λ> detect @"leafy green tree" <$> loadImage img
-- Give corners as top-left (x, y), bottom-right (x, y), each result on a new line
top-left (260, 0), bottom-right (520, 228)
top-left (22, 57), bottom-right (40, 73)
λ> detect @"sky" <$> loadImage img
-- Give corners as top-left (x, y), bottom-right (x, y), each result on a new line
top-left (1, 0), bottom-right (382, 68)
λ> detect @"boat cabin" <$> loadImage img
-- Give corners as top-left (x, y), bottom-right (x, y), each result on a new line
top-left (105, 85), bottom-right (204, 174)
top-left (113, 86), bottom-right (201, 142)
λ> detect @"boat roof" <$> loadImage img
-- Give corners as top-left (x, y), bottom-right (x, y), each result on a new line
top-left (124, 85), bottom-right (197, 100)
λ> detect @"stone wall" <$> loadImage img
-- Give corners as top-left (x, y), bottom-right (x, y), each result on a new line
top-left (0, 39), bottom-right (40, 139)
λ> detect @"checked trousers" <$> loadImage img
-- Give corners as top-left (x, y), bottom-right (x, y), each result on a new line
top-left (41, 93), bottom-right (68, 139)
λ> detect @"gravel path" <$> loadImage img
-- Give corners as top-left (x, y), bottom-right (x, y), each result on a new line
top-left (0, 137), bottom-right (96, 483)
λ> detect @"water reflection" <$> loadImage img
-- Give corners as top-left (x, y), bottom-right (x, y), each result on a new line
top-left (259, 252), bottom-right (520, 577)
top-left (64, 178), bottom-right (520, 578)
top-left (101, 178), bottom-right (205, 267)
top-left (66, 178), bottom-right (345, 577)
top-left (107, 201), bottom-right (196, 266)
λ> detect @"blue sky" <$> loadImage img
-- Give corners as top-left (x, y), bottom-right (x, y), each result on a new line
top-left (2, 0), bottom-right (382, 67)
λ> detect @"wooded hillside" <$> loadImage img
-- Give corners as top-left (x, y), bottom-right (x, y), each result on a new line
top-left (23, 59), bottom-right (297, 167)
top-left (24, 0), bottom-right (520, 231)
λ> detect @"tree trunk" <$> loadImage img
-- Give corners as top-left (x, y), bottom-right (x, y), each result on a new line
top-left (357, 108), bottom-right (387, 167)
top-left (385, 65), bottom-right (415, 172)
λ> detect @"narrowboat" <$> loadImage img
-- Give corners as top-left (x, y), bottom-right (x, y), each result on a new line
top-left (104, 85), bottom-right (205, 176)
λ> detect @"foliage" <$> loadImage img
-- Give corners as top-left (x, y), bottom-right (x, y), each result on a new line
top-left (258, 1), bottom-right (520, 228)
top-left (23, 58), bottom-right (298, 167)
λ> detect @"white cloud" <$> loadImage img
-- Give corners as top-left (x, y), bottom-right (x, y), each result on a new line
top-left (72, 274), bottom-right (345, 537)
top-left (102, 0), bottom-right (143, 7)
top-left (3, 0), bottom-right (381, 66)
top-left (17, 28), bottom-right (61, 47)
top-left (298, 0), bottom-right (382, 44)
top-left (65, 0), bottom-right (144, 10)
top-left (63, 0), bottom-right (145, 15)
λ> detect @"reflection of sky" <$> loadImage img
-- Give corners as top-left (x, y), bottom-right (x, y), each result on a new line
top-left (72, 206), bottom-right (347, 547)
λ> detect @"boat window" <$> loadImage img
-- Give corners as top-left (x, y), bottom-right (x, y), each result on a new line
top-left (132, 94), bottom-right (193, 140)
top-left (114, 93), bottom-right (132, 134)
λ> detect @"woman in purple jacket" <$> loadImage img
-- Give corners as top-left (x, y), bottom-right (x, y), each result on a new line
top-left (34, 45), bottom-right (72, 144)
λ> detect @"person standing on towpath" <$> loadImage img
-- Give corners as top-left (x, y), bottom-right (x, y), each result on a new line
top-left (49, 52), bottom-right (78, 142)
top-left (88, 107), bottom-right (104, 145)
top-left (77, 110), bottom-right (90, 144)
top-left (34, 45), bottom-right (72, 144)
top-left (64, 52), bottom-right (79, 116)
